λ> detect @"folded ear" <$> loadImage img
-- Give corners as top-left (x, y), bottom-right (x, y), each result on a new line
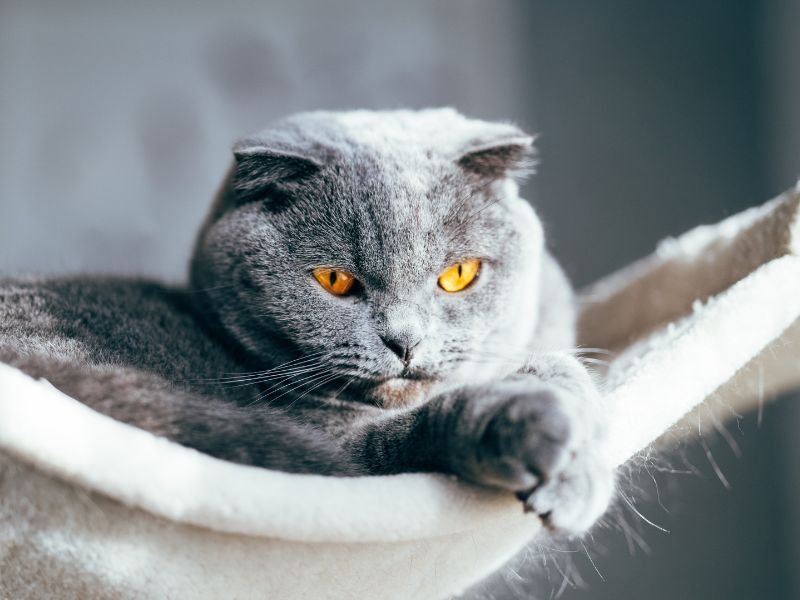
top-left (456, 135), bottom-right (536, 181)
top-left (231, 145), bottom-right (322, 203)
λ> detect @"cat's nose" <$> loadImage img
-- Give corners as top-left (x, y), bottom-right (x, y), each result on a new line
top-left (379, 334), bottom-right (421, 366)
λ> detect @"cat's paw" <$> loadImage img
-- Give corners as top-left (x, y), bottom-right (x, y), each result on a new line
top-left (456, 377), bottom-right (614, 536)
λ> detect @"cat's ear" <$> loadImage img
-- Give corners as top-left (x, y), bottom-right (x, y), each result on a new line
top-left (455, 135), bottom-right (536, 181)
top-left (230, 145), bottom-right (322, 203)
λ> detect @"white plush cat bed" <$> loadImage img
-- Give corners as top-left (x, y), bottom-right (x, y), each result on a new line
top-left (1, 187), bottom-right (799, 599)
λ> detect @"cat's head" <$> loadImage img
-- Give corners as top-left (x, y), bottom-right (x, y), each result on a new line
top-left (191, 109), bottom-right (547, 408)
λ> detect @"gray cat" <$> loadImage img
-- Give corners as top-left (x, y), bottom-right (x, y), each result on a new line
top-left (0, 109), bottom-right (613, 535)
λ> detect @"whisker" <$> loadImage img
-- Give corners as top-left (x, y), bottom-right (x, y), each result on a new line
top-left (578, 356), bottom-right (611, 368)
top-left (220, 364), bottom-right (331, 388)
top-left (571, 347), bottom-right (616, 357)
top-left (251, 368), bottom-right (337, 407)
top-left (202, 351), bottom-right (330, 381)
top-left (284, 373), bottom-right (344, 408)
top-left (197, 352), bottom-right (336, 385)
top-left (330, 377), bottom-right (355, 400)
top-left (619, 491), bottom-right (669, 533)
top-left (580, 540), bottom-right (605, 582)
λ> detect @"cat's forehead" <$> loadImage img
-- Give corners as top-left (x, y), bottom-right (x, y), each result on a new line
top-left (231, 109), bottom-right (534, 274)
top-left (307, 149), bottom-right (513, 286)
top-left (279, 108), bottom-right (525, 161)
top-left (305, 149), bottom-right (462, 273)
top-left (281, 110), bottom-right (522, 224)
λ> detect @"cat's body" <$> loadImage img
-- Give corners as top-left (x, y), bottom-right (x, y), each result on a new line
top-left (0, 109), bottom-right (613, 534)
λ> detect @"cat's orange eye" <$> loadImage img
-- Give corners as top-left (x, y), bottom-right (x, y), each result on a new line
top-left (312, 267), bottom-right (356, 296)
top-left (437, 259), bottom-right (481, 293)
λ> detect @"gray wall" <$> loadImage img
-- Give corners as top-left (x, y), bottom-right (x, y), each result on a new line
top-left (767, 1), bottom-right (800, 598)
top-left (0, 0), bottom-right (524, 280)
top-left (1, 1), bottom-right (797, 599)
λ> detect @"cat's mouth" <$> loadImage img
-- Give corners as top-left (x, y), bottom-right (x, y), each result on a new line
top-left (367, 376), bottom-right (437, 409)
top-left (354, 368), bottom-right (440, 409)
top-left (396, 368), bottom-right (433, 382)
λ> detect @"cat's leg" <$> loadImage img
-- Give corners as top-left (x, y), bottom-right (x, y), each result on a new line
top-left (0, 348), bottom-right (359, 476)
top-left (350, 353), bottom-right (614, 536)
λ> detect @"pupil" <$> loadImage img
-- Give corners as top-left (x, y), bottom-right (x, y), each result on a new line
top-left (457, 264), bottom-right (462, 277)
top-left (329, 271), bottom-right (337, 286)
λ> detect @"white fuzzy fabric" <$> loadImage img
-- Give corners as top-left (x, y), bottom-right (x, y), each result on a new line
top-left (1, 188), bottom-right (799, 599)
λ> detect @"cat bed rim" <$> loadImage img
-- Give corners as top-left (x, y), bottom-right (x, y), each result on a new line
top-left (2, 253), bottom-right (799, 545)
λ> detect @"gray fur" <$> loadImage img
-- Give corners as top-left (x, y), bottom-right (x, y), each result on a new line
top-left (0, 109), bottom-right (613, 535)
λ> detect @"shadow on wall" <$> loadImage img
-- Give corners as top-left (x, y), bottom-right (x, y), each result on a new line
top-left (0, 0), bottom-right (524, 280)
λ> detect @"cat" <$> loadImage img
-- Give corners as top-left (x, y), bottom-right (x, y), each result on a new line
top-left (0, 108), bottom-right (613, 535)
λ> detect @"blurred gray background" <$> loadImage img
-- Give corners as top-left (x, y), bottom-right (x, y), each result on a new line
top-left (1, 1), bottom-right (798, 598)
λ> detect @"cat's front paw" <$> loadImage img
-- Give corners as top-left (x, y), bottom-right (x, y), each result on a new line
top-left (455, 378), bottom-right (614, 536)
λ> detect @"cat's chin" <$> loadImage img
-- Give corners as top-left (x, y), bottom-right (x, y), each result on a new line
top-left (366, 377), bottom-right (437, 409)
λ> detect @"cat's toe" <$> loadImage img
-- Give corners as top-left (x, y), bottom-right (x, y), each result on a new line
top-left (521, 454), bottom-right (614, 535)
top-left (477, 380), bottom-right (614, 536)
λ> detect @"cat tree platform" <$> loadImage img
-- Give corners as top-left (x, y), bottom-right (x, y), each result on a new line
top-left (1, 185), bottom-right (799, 599)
